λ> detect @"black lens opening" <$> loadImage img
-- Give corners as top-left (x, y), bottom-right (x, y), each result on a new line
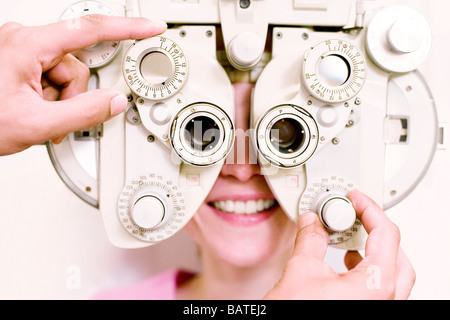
top-left (184, 116), bottom-right (221, 152)
top-left (269, 118), bottom-right (305, 154)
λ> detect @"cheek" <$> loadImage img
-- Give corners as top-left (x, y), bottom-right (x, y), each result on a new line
top-left (183, 204), bottom-right (298, 267)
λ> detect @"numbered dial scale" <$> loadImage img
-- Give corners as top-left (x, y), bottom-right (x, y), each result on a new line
top-left (123, 36), bottom-right (188, 100)
top-left (303, 39), bottom-right (367, 103)
top-left (60, 1), bottom-right (121, 68)
top-left (118, 173), bottom-right (187, 242)
top-left (299, 176), bottom-right (362, 245)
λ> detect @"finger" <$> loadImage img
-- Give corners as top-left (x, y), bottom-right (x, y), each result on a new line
top-left (45, 54), bottom-right (91, 143)
top-left (34, 15), bottom-right (167, 59)
top-left (41, 76), bottom-right (60, 101)
top-left (344, 251), bottom-right (363, 271)
top-left (39, 89), bottom-right (128, 140)
top-left (292, 212), bottom-right (329, 260)
top-left (394, 248), bottom-right (416, 300)
top-left (348, 190), bottom-right (401, 269)
top-left (45, 54), bottom-right (90, 100)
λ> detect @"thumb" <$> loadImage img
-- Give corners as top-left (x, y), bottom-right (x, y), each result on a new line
top-left (293, 212), bottom-right (329, 260)
top-left (44, 89), bottom-right (128, 140)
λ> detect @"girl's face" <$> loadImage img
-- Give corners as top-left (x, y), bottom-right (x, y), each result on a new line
top-left (183, 82), bottom-right (298, 267)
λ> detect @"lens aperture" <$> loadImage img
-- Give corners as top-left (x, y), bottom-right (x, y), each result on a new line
top-left (270, 118), bottom-right (305, 154)
top-left (184, 116), bottom-right (220, 152)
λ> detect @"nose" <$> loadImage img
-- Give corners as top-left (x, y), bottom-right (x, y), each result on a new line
top-left (221, 130), bottom-right (261, 181)
top-left (220, 82), bottom-right (261, 181)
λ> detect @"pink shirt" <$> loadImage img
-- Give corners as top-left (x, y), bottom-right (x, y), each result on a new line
top-left (91, 269), bottom-right (194, 300)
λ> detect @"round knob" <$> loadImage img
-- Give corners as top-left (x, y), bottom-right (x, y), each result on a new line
top-left (320, 197), bottom-right (356, 233)
top-left (388, 17), bottom-right (425, 54)
top-left (318, 55), bottom-right (350, 87)
top-left (131, 196), bottom-right (165, 230)
top-left (227, 32), bottom-right (264, 71)
top-left (140, 51), bottom-right (173, 85)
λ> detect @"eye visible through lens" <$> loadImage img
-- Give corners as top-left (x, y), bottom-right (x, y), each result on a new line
top-left (184, 116), bottom-right (221, 151)
top-left (270, 118), bottom-right (305, 154)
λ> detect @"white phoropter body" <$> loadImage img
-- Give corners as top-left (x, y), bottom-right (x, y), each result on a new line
top-left (43, 0), bottom-right (439, 252)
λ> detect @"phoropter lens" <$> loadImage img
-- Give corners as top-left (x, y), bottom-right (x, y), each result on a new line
top-left (269, 118), bottom-right (305, 154)
top-left (184, 116), bottom-right (221, 151)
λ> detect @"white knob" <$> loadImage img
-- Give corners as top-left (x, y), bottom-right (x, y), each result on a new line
top-left (228, 32), bottom-right (263, 70)
top-left (388, 17), bottom-right (425, 54)
top-left (140, 51), bottom-right (173, 85)
top-left (318, 55), bottom-right (350, 87)
top-left (131, 196), bottom-right (165, 230)
top-left (320, 197), bottom-right (356, 232)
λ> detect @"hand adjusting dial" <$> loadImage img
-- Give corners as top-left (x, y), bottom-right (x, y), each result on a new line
top-left (299, 176), bottom-right (362, 245)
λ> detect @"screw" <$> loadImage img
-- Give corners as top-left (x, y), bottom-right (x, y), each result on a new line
top-left (240, 0), bottom-right (251, 9)
top-left (355, 98), bottom-right (361, 105)
top-left (302, 33), bottom-right (309, 40)
top-left (307, 100), bottom-right (312, 106)
top-left (132, 116), bottom-right (139, 123)
top-left (138, 98), bottom-right (144, 105)
top-left (147, 135), bottom-right (155, 143)
top-left (276, 32), bottom-right (283, 40)
top-left (180, 30), bottom-right (186, 37)
top-left (206, 30), bottom-right (213, 38)
top-left (332, 138), bottom-right (340, 145)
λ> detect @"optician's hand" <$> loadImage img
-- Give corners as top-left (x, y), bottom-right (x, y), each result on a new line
top-left (0, 15), bottom-right (167, 156)
top-left (265, 190), bottom-right (416, 300)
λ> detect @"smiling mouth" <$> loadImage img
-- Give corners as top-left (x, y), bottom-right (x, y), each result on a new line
top-left (209, 199), bottom-right (278, 215)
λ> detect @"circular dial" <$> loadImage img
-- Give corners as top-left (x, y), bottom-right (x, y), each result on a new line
top-left (123, 36), bottom-right (188, 100)
top-left (365, 5), bottom-right (432, 73)
top-left (303, 39), bottom-right (367, 103)
top-left (118, 173), bottom-right (186, 243)
top-left (131, 196), bottom-right (165, 230)
top-left (318, 195), bottom-right (356, 233)
top-left (299, 175), bottom-right (362, 245)
top-left (60, 1), bottom-right (121, 68)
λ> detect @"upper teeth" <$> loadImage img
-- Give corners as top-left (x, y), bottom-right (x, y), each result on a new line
top-left (212, 199), bottom-right (276, 215)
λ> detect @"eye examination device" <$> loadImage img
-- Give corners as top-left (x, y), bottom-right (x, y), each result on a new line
top-left (47, 0), bottom-right (438, 250)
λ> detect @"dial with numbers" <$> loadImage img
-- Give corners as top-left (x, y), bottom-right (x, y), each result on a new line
top-left (303, 39), bottom-right (367, 103)
top-left (60, 1), bottom-right (121, 68)
top-left (118, 173), bottom-right (187, 243)
top-left (299, 175), bottom-right (362, 245)
top-left (123, 36), bottom-right (189, 100)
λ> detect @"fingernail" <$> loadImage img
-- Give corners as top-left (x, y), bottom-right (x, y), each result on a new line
top-left (110, 94), bottom-right (128, 117)
top-left (151, 20), bottom-right (167, 31)
top-left (298, 212), bottom-right (319, 228)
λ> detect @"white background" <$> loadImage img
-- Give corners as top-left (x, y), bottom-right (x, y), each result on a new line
top-left (0, 0), bottom-right (449, 299)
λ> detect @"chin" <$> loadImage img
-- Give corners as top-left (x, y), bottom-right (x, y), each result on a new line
top-left (183, 203), bottom-right (298, 268)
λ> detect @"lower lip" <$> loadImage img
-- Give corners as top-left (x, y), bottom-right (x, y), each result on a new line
top-left (209, 204), bottom-right (277, 227)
